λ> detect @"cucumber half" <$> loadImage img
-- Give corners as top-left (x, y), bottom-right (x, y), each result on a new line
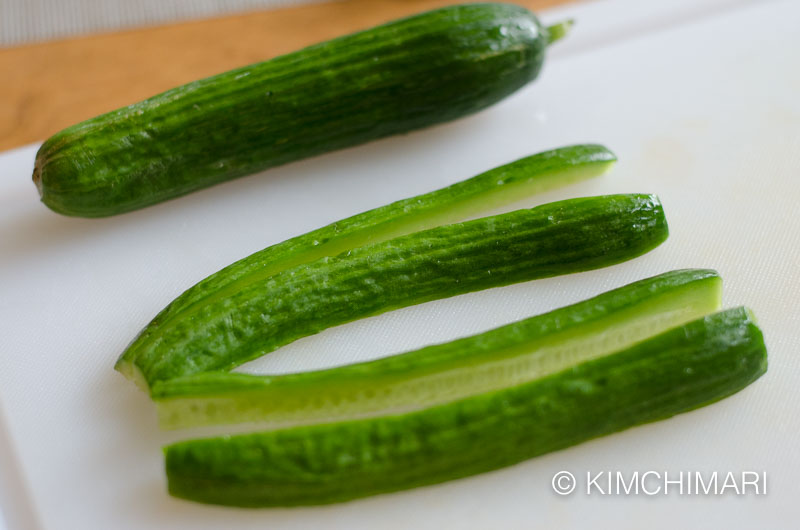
top-left (116, 144), bottom-right (616, 389)
top-left (164, 306), bottom-right (767, 507)
top-left (154, 269), bottom-right (722, 430)
top-left (120, 193), bottom-right (668, 389)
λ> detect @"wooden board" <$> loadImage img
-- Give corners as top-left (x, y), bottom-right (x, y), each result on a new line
top-left (0, 0), bottom-right (571, 152)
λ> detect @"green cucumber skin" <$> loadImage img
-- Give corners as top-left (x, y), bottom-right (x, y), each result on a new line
top-left (127, 193), bottom-right (669, 388)
top-left (34, 3), bottom-right (551, 217)
top-left (164, 307), bottom-right (767, 507)
top-left (153, 269), bottom-right (721, 429)
top-left (116, 144), bottom-right (616, 381)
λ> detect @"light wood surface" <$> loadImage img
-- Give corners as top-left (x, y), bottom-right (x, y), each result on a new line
top-left (0, 0), bottom-right (574, 151)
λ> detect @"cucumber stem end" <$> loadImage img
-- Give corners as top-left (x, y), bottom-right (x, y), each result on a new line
top-left (546, 19), bottom-right (574, 45)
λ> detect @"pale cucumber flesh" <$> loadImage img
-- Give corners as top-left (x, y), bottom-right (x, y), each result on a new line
top-left (154, 269), bottom-right (721, 430)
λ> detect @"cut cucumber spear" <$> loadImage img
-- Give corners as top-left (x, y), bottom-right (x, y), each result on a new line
top-left (154, 269), bottom-right (721, 430)
top-left (119, 192), bottom-right (667, 390)
top-left (116, 144), bottom-right (618, 390)
top-left (164, 306), bottom-right (767, 507)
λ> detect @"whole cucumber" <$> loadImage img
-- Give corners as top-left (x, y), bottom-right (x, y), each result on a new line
top-left (33, 4), bottom-right (568, 217)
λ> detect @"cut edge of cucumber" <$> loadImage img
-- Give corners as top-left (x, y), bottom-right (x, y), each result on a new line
top-left (154, 269), bottom-right (722, 431)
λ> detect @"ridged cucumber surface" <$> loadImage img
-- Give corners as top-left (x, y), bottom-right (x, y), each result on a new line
top-left (116, 144), bottom-right (616, 387)
top-left (164, 306), bottom-right (767, 507)
top-left (154, 269), bottom-right (721, 430)
top-left (33, 4), bottom-right (568, 217)
top-left (120, 193), bottom-right (669, 390)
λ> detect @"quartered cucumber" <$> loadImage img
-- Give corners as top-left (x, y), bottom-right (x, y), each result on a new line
top-left (119, 193), bottom-right (668, 390)
top-left (33, 4), bottom-right (572, 217)
top-left (154, 269), bottom-right (721, 430)
top-left (164, 306), bottom-right (767, 507)
top-left (116, 144), bottom-right (617, 388)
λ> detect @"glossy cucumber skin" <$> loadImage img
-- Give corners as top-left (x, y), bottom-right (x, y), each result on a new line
top-left (164, 307), bottom-right (767, 507)
top-left (153, 269), bottom-right (721, 429)
top-left (116, 144), bottom-right (617, 383)
top-left (123, 194), bottom-right (669, 389)
top-left (34, 3), bottom-right (549, 217)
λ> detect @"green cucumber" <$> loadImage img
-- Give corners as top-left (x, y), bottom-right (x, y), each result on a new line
top-left (33, 4), bottom-right (571, 217)
top-left (154, 269), bottom-right (721, 430)
top-left (120, 193), bottom-right (668, 390)
top-left (164, 306), bottom-right (767, 507)
top-left (116, 144), bottom-right (617, 387)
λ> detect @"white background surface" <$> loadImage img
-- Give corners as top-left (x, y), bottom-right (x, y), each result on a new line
top-left (1, 0), bottom-right (799, 528)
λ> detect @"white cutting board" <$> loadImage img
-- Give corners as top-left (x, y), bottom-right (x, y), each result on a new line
top-left (2, 0), bottom-right (799, 528)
